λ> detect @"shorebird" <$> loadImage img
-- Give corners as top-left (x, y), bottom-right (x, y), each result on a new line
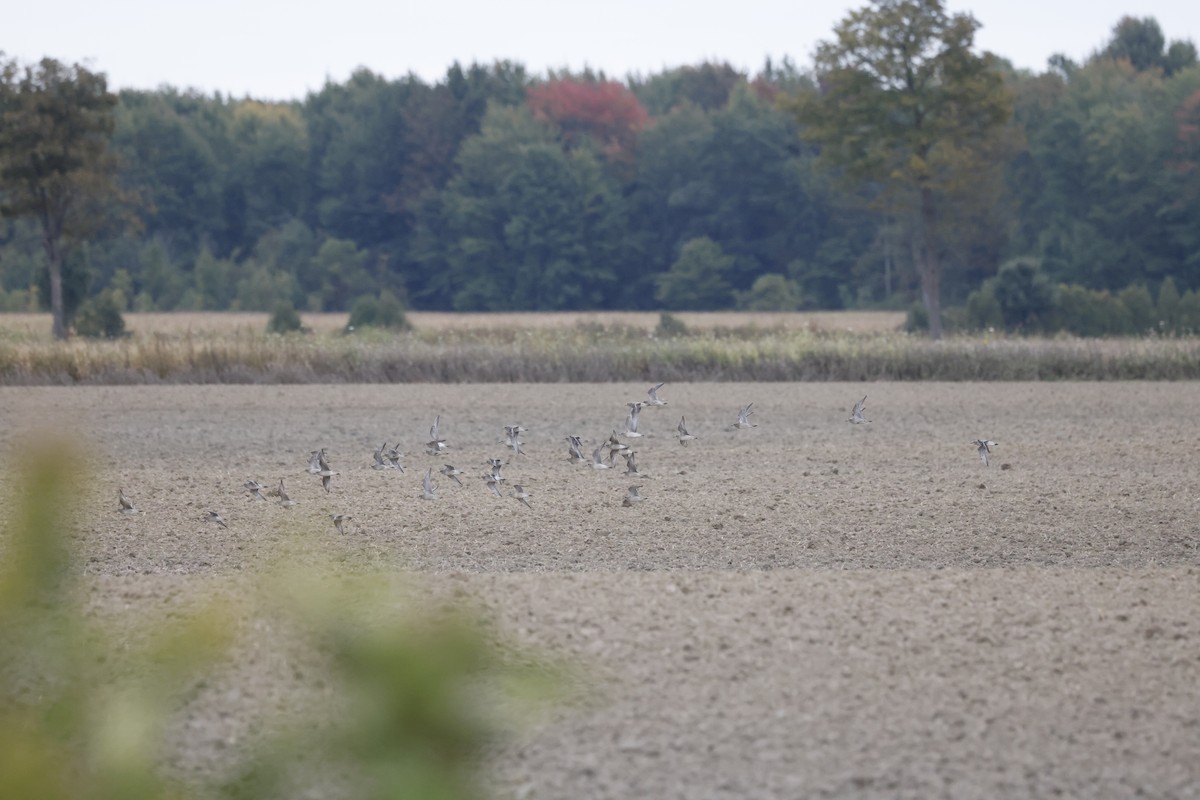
top-left (330, 513), bottom-right (352, 535)
top-left (848, 396), bottom-right (870, 424)
top-left (503, 425), bottom-right (527, 456)
top-left (372, 442), bottom-right (400, 470)
top-left (623, 451), bottom-right (643, 477)
top-left (118, 489), bottom-right (139, 514)
top-left (306, 449), bottom-right (325, 475)
top-left (972, 439), bottom-right (998, 466)
top-left (677, 416), bottom-right (697, 446)
top-left (383, 445), bottom-right (405, 471)
top-left (484, 477), bottom-right (503, 497)
top-left (427, 415), bottom-right (448, 455)
top-left (590, 444), bottom-right (610, 470)
top-left (565, 435), bottom-right (587, 464)
top-left (485, 457), bottom-right (508, 484)
top-left (206, 510), bottom-right (228, 529)
top-left (421, 468), bottom-right (437, 500)
top-left (440, 464), bottom-right (465, 486)
top-left (646, 383), bottom-right (668, 407)
top-left (511, 484), bottom-right (532, 509)
top-left (318, 466), bottom-right (338, 493)
top-left (623, 485), bottom-right (644, 507)
top-left (245, 478), bottom-right (268, 501)
top-left (623, 402), bottom-right (644, 438)
top-left (730, 403), bottom-right (757, 430)
top-left (277, 478), bottom-right (295, 508)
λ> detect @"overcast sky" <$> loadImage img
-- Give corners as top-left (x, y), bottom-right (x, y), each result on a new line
top-left (6, 0), bottom-right (1199, 100)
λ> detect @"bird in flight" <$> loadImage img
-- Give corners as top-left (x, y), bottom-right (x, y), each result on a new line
top-left (645, 383), bottom-right (668, 407)
top-left (565, 435), bottom-right (587, 464)
top-left (206, 510), bottom-right (228, 529)
top-left (245, 478), bottom-right (268, 501)
top-left (512, 484), bottom-right (532, 509)
top-left (590, 444), bottom-right (610, 470)
top-left (440, 464), bottom-right (465, 486)
top-left (623, 402), bottom-right (644, 438)
top-left (372, 442), bottom-right (401, 470)
top-left (848, 396), bottom-right (869, 424)
top-left (623, 485), bottom-right (644, 507)
top-left (677, 416), bottom-right (697, 446)
top-left (276, 478), bottom-right (295, 508)
top-left (623, 451), bottom-right (643, 477)
top-left (503, 425), bottom-right (527, 456)
top-left (330, 514), bottom-right (352, 535)
top-left (421, 468), bottom-right (437, 500)
top-left (730, 403), bottom-right (757, 430)
top-left (427, 415), bottom-right (448, 455)
top-left (972, 439), bottom-right (998, 466)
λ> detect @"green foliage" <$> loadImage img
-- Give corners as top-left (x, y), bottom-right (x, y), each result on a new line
top-left (0, 437), bottom-right (560, 800)
top-left (265, 301), bottom-right (304, 334)
top-left (1157, 276), bottom-right (1182, 332)
top-left (964, 283), bottom-right (1004, 330)
top-left (1117, 284), bottom-right (1156, 333)
top-left (991, 258), bottom-right (1058, 332)
top-left (903, 302), bottom-right (929, 333)
top-left (74, 290), bottom-right (127, 338)
top-left (795, 0), bottom-right (1014, 338)
top-left (735, 274), bottom-right (806, 311)
top-left (655, 237), bottom-right (734, 310)
top-left (1055, 285), bottom-right (1133, 336)
top-left (346, 291), bottom-right (412, 332)
top-left (0, 56), bottom-right (121, 339)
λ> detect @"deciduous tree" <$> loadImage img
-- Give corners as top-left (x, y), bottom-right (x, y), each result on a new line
top-left (0, 56), bottom-right (120, 338)
top-left (794, 0), bottom-right (1012, 338)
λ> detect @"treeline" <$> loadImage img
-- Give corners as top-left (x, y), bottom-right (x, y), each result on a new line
top-left (1, 14), bottom-right (1199, 326)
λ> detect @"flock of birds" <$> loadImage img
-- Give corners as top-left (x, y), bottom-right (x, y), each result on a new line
top-left (115, 385), bottom-right (999, 534)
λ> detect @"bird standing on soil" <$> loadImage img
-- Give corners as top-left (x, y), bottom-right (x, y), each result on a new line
top-left (677, 416), bottom-right (697, 446)
top-left (206, 510), bottom-right (228, 529)
top-left (848, 396), bottom-right (869, 424)
top-left (118, 489), bottom-right (139, 514)
top-left (623, 486), bottom-right (644, 507)
top-left (330, 513), bottom-right (352, 535)
top-left (421, 468), bottom-right (437, 500)
top-left (972, 439), bottom-right (998, 466)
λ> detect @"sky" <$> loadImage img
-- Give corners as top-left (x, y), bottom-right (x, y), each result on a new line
top-left (6, 0), bottom-right (1200, 100)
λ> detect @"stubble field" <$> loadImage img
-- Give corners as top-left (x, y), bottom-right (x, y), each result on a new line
top-left (3, 380), bottom-right (1198, 798)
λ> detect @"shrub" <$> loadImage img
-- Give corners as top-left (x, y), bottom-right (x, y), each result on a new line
top-left (992, 257), bottom-right (1056, 332)
top-left (266, 301), bottom-right (304, 334)
top-left (346, 291), bottom-right (411, 332)
top-left (73, 290), bottom-right (126, 339)
top-left (964, 284), bottom-right (1004, 331)
top-left (903, 302), bottom-right (928, 333)
top-left (1117, 285), bottom-right (1155, 333)
top-left (734, 274), bottom-right (806, 311)
top-left (654, 312), bottom-right (689, 338)
top-left (1157, 276), bottom-right (1181, 332)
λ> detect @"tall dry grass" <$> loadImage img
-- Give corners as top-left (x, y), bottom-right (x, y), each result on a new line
top-left (1, 319), bottom-right (1198, 384)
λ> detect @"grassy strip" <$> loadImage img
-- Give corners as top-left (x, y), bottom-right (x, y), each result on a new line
top-left (2, 327), bottom-right (1199, 384)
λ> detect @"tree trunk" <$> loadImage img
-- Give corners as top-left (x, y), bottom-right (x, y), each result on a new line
top-left (916, 186), bottom-right (943, 340)
top-left (43, 232), bottom-right (67, 340)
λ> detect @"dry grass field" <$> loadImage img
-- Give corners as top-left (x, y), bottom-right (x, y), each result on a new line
top-left (0, 310), bottom-right (906, 340)
top-left (2, 380), bottom-right (1198, 798)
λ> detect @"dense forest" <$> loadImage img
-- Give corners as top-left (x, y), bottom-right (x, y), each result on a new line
top-left (1, 5), bottom-right (1199, 336)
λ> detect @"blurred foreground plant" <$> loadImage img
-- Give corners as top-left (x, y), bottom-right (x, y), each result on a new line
top-left (0, 438), bottom-right (564, 800)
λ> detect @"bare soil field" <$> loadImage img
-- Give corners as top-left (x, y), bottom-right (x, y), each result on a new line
top-left (2, 381), bottom-right (1198, 798)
